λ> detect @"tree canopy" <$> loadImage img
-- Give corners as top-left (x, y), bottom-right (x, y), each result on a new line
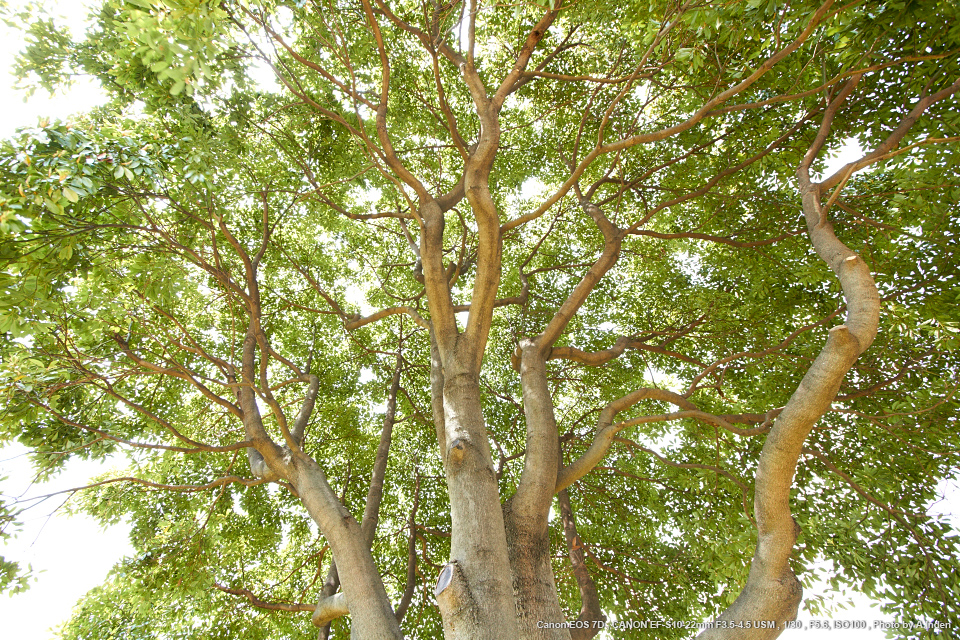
top-left (1, 0), bottom-right (960, 638)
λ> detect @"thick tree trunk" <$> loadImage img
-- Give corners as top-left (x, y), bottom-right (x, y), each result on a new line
top-left (417, 8), bottom-right (560, 635)
top-left (292, 457), bottom-right (404, 640)
top-left (504, 506), bottom-right (571, 640)
top-left (435, 356), bottom-right (519, 639)
top-left (503, 339), bottom-right (571, 639)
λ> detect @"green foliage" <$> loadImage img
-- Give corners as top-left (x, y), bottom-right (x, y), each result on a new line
top-left (1, 0), bottom-right (959, 638)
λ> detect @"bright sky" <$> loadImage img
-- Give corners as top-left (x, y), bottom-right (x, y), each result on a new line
top-left (0, 2), bottom-right (956, 639)
top-left (0, 0), bottom-right (106, 138)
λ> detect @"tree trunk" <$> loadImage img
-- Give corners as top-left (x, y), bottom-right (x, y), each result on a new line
top-left (503, 339), bottom-right (571, 639)
top-left (435, 355), bottom-right (519, 639)
top-left (504, 506), bottom-right (571, 640)
top-left (292, 457), bottom-right (404, 640)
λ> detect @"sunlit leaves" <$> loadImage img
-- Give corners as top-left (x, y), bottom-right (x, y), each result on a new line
top-left (1, 0), bottom-right (959, 638)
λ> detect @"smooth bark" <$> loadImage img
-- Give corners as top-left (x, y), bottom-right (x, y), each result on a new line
top-left (697, 80), bottom-right (881, 640)
top-left (504, 339), bottom-right (569, 639)
top-left (434, 357), bottom-right (519, 639)
top-left (293, 457), bottom-right (404, 640)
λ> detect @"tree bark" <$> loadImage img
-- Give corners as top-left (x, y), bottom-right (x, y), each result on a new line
top-left (292, 456), bottom-right (404, 640)
top-left (312, 355), bottom-right (403, 633)
top-left (313, 561), bottom-right (340, 639)
top-left (434, 354), bottom-right (520, 639)
top-left (557, 488), bottom-right (604, 640)
top-left (503, 339), bottom-right (570, 639)
top-left (697, 92), bottom-right (880, 638)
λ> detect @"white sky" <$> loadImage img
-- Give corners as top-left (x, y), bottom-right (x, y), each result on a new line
top-left (0, 0), bottom-right (106, 139)
top-left (0, 2), bottom-right (956, 638)
top-left (0, 444), bottom-right (132, 639)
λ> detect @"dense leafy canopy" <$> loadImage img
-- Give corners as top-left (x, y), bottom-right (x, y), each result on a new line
top-left (1, 0), bottom-right (959, 638)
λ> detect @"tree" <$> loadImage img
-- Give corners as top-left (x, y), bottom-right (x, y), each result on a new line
top-left (2, 0), bottom-right (959, 637)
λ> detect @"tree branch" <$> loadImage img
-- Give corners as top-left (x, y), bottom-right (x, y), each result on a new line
top-left (503, 0), bottom-right (839, 232)
top-left (558, 488), bottom-right (605, 639)
top-left (214, 582), bottom-right (315, 613)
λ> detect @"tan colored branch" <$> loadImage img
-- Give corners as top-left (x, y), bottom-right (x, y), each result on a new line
top-left (344, 306), bottom-right (429, 330)
top-left (557, 387), bottom-right (695, 492)
top-left (215, 582), bottom-right (315, 613)
top-left (312, 592), bottom-right (348, 626)
top-left (803, 447), bottom-right (926, 519)
top-left (549, 336), bottom-right (706, 368)
top-left (510, 339), bottom-right (562, 519)
top-left (504, 0), bottom-right (839, 232)
top-left (536, 201), bottom-right (623, 354)
top-left (817, 79), bottom-right (960, 193)
top-left (23, 473), bottom-right (267, 505)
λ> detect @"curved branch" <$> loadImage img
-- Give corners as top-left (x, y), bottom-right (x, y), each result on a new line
top-left (817, 78), bottom-right (960, 193)
top-left (700, 62), bottom-right (885, 640)
top-left (361, 0), bottom-right (430, 200)
top-left (625, 228), bottom-right (803, 249)
top-left (492, 5), bottom-right (561, 110)
top-left (510, 338), bottom-right (561, 518)
top-left (503, 0), bottom-right (839, 232)
top-left (19, 473), bottom-right (268, 507)
top-left (803, 447), bottom-right (926, 519)
top-left (550, 335), bottom-right (706, 368)
top-left (557, 387), bottom-right (696, 492)
top-left (535, 201), bottom-right (623, 355)
top-left (215, 582), bottom-right (316, 613)
top-left (344, 306), bottom-right (429, 330)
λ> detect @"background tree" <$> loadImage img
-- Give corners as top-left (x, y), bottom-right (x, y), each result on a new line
top-left (2, 0), bottom-right (960, 638)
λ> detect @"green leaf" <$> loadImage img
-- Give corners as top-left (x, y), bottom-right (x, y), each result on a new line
top-left (42, 197), bottom-right (61, 214)
top-left (2, 2), bottom-right (959, 637)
